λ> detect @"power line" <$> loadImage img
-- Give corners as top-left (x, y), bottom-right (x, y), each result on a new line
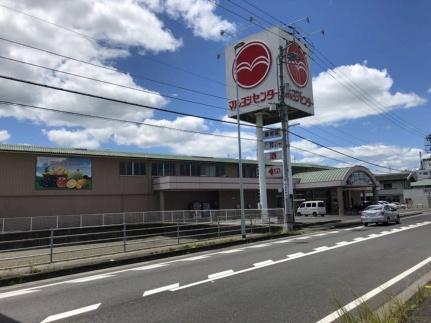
top-left (230, 0), bottom-right (428, 137)
top-left (0, 73), bottom-right (401, 172)
top-left (0, 100), bottom-right (250, 141)
top-left (0, 4), bottom-right (404, 171)
top-left (0, 99), bottom-right (365, 169)
top-left (0, 54), bottom-right (226, 111)
top-left (0, 36), bottom-right (226, 101)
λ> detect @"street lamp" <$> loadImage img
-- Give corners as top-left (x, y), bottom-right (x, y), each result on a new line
top-left (234, 41), bottom-right (246, 238)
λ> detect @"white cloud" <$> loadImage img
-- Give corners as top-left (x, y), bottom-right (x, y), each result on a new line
top-left (301, 63), bottom-right (427, 126)
top-left (428, 87), bottom-right (431, 94)
top-left (291, 139), bottom-right (423, 172)
top-left (0, 130), bottom-right (11, 142)
top-left (0, 0), bottom-right (239, 154)
top-left (162, 0), bottom-right (236, 40)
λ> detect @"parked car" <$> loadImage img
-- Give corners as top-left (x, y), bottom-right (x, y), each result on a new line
top-left (358, 201), bottom-right (374, 211)
top-left (361, 204), bottom-right (400, 226)
top-left (377, 201), bottom-right (389, 205)
top-left (389, 202), bottom-right (407, 210)
top-left (296, 201), bottom-right (326, 217)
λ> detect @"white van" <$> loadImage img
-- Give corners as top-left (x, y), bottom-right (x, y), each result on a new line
top-left (296, 201), bottom-right (326, 217)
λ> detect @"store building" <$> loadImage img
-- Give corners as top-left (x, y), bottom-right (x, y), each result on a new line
top-left (0, 144), bottom-right (379, 218)
top-left (374, 172), bottom-right (412, 203)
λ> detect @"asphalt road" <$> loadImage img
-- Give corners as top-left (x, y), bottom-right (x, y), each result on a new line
top-left (0, 212), bottom-right (430, 323)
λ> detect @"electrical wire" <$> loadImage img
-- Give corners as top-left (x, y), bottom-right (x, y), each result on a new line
top-left (0, 73), bottom-right (401, 172)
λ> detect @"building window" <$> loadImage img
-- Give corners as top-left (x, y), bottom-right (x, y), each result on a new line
top-left (164, 163), bottom-right (176, 176)
top-left (191, 164), bottom-right (201, 176)
top-left (383, 183), bottom-right (392, 190)
top-left (180, 164), bottom-right (190, 176)
top-left (216, 165), bottom-right (225, 177)
top-left (133, 162), bottom-right (146, 175)
top-left (201, 165), bottom-right (216, 177)
top-left (346, 171), bottom-right (373, 186)
top-left (120, 160), bottom-right (145, 176)
top-left (151, 162), bottom-right (176, 176)
top-left (151, 163), bottom-right (164, 176)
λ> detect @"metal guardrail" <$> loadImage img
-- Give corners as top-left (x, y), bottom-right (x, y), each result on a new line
top-left (0, 210), bottom-right (284, 270)
top-left (0, 208), bottom-right (284, 233)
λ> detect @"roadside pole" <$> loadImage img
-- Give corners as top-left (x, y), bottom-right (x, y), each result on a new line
top-left (278, 45), bottom-right (294, 232)
top-left (256, 112), bottom-right (268, 223)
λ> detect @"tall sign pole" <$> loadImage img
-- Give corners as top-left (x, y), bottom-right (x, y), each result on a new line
top-left (278, 45), bottom-right (294, 232)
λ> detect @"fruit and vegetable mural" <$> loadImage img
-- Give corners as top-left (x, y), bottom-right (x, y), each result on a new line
top-left (36, 157), bottom-right (92, 190)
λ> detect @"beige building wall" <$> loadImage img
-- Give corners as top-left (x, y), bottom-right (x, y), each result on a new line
top-left (0, 152), bottom-right (157, 217)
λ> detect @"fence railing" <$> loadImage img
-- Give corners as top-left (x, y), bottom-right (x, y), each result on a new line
top-left (0, 209), bottom-right (284, 270)
top-left (0, 208), bottom-right (284, 233)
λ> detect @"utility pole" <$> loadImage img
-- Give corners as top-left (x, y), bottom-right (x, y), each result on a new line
top-left (278, 45), bottom-right (294, 232)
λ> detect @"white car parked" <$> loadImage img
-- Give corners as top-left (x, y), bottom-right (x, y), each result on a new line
top-left (296, 201), bottom-right (326, 217)
top-left (361, 204), bottom-right (400, 226)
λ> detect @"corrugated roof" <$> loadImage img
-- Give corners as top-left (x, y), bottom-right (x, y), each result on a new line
top-left (411, 179), bottom-right (431, 187)
top-left (293, 167), bottom-right (351, 184)
top-left (0, 143), bottom-right (332, 169)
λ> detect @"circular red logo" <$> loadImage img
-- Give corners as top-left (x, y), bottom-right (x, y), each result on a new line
top-left (285, 42), bottom-right (308, 88)
top-left (232, 41), bottom-right (271, 89)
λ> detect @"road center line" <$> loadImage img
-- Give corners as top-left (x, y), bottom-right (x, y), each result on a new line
top-left (41, 303), bottom-right (101, 323)
top-left (208, 270), bottom-right (234, 279)
top-left (169, 221), bottom-right (431, 294)
top-left (253, 260), bottom-right (274, 267)
top-left (315, 256), bottom-right (431, 323)
top-left (143, 283), bottom-right (179, 297)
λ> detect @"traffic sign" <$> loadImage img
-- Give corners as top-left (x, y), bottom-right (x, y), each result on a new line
top-left (266, 166), bottom-right (283, 178)
top-left (265, 151), bottom-right (282, 162)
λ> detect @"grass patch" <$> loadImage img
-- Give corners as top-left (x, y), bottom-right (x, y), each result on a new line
top-left (336, 283), bottom-right (431, 323)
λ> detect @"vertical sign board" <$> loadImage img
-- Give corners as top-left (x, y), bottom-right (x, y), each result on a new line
top-left (225, 26), bottom-right (314, 125)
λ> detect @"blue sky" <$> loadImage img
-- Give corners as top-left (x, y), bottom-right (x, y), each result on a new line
top-left (0, 0), bottom-right (429, 172)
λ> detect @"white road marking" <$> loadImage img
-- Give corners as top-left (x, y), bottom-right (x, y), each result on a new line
top-left (353, 237), bottom-right (365, 241)
top-left (295, 236), bottom-right (311, 240)
top-left (143, 283), bottom-right (179, 297)
top-left (314, 246), bottom-right (329, 251)
top-left (2, 220), bottom-right (428, 299)
top-left (315, 256), bottom-right (431, 323)
top-left (40, 303), bottom-right (101, 323)
top-left (181, 255), bottom-right (210, 261)
top-left (368, 234), bottom-right (378, 237)
top-left (130, 263), bottom-right (168, 271)
top-left (0, 289), bottom-right (40, 299)
top-left (247, 243), bottom-right (271, 248)
top-left (342, 226), bottom-right (364, 231)
top-left (208, 270), bottom-right (234, 280)
top-left (253, 260), bottom-right (274, 267)
top-left (287, 252), bottom-right (306, 258)
top-left (335, 241), bottom-right (349, 246)
top-left (218, 248), bottom-right (244, 254)
top-left (273, 239), bottom-right (291, 244)
top-left (66, 274), bottom-right (114, 283)
top-left (171, 221), bottom-right (431, 293)
top-left (312, 233), bottom-right (328, 237)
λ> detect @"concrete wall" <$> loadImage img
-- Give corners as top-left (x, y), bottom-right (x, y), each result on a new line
top-left (403, 188), bottom-right (431, 208)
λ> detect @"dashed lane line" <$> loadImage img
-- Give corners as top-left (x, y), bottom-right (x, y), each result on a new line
top-left (40, 303), bottom-right (101, 323)
top-left (165, 221), bottom-right (431, 294)
top-left (253, 260), bottom-right (274, 267)
top-left (1, 220), bottom-right (428, 300)
top-left (143, 283), bottom-right (179, 297)
top-left (208, 270), bottom-right (234, 280)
